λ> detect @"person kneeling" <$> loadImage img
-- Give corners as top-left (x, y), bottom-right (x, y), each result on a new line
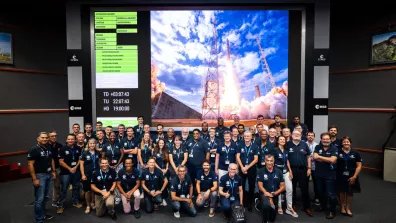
top-left (219, 163), bottom-right (243, 220)
top-left (141, 157), bottom-right (168, 213)
top-left (196, 160), bottom-right (218, 217)
top-left (90, 157), bottom-right (117, 220)
top-left (257, 154), bottom-right (285, 223)
top-left (170, 165), bottom-right (197, 218)
top-left (116, 158), bottom-right (141, 218)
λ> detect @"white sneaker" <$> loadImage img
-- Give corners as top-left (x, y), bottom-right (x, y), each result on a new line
top-left (286, 208), bottom-right (299, 217)
top-left (174, 211), bottom-right (180, 218)
top-left (254, 198), bottom-right (260, 211)
top-left (161, 199), bottom-right (167, 206)
top-left (115, 197), bottom-right (121, 205)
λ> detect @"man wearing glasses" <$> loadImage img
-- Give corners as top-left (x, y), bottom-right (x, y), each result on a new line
top-left (219, 163), bottom-right (243, 220)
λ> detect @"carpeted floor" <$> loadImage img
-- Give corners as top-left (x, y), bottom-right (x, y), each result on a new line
top-left (0, 170), bottom-right (395, 223)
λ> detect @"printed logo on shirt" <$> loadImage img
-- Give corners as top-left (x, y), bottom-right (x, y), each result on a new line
top-left (146, 175), bottom-right (149, 180)
top-left (123, 175), bottom-right (126, 179)
top-left (107, 146), bottom-right (111, 149)
top-left (124, 143), bottom-right (127, 147)
top-left (65, 151), bottom-right (69, 155)
top-left (86, 156), bottom-right (91, 160)
top-left (201, 175), bottom-right (204, 180)
top-left (289, 148), bottom-right (293, 152)
top-left (264, 174), bottom-right (268, 180)
top-left (178, 184), bottom-right (181, 189)
top-left (97, 176), bottom-right (101, 180)
top-left (350, 155), bottom-right (355, 158)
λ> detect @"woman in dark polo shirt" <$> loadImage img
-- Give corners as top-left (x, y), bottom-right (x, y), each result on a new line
top-left (336, 136), bottom-right (362, 217)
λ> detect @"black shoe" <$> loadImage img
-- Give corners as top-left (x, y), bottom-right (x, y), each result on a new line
top-left (248, 205), bottom-right (253, 212)
top-left (110, 212), bottom-right (117, 220)
top-left (44, 214), bottom-right (54, 220)
top-left (133, 210), bottom-right (141, 219)
top-left (326, 212), bottom-right (335, 219)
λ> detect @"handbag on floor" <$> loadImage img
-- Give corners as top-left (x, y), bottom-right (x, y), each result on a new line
top-left (231, 204), bottom-right (246, 223)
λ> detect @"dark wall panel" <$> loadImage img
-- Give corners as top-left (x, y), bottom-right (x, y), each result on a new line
top-left (329, 70), bottom-right (396, 108)
top-left (328, 112), bottom-right (396, 150)
top-left (0, 113), bottom-right (69, 153)
top-left (360, 152), bottom-right (383, 170)
top-left (0, 71), bottom-right (67, 109)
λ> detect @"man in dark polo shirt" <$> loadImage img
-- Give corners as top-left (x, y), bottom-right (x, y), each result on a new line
top-left (196, 160), bottom-right (218, 217)
top-left (287, 130), bottom-right (313, 216)
top-left (170, 165), bottom-right (197, 218)
top-left (215, 117), bottom-right (230, 142)
top-left (90, 157), bottom-right (117, 219)
top-left (47, 130), bottom-right (63, 207)
top-left (185, 129), bottom-right (210, 186)
top-left (256, 154), bottom-right (285, 223)
top-left (27, 132), bottom-right (56, 223)
top-left (219, 163), bottom-right (243, 220)
top-left (313, 132), bottom-right (338, 219)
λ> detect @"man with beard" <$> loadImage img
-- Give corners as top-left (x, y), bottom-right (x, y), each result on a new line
top-left (288, 116), bottom-right (308, 137)
top-left (229, 115), bottom-right (240, 132)
top-left (196, 160), bottom-right (218, 217)
top-left (237, 124), bottom-right (245, 141)
top-left (313, 132), bottom-right (338, 219)
top-left (269, 115), bottom-right (286, 130)
top-left (153, 124), bottom-right (165, 145)
top-left (201, 122), bottom-right (210, 141)
top-left (186, 129), bottom-right (210, 187)
top-left (328, 125), bottom-right (342, 149)
top-left (181, 128), bottom-right (192, 146)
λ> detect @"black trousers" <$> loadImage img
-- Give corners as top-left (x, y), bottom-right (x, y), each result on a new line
top-left (311, 171), bottom-right (319, 200)
top-left (291, 166), bottom-right (310, 209)
top-left (241, 166), bottom-right (257, 207)
top-left (144, 194), bottom-right (163, 213)
top-left (260, 194), bottom-right (279, 223)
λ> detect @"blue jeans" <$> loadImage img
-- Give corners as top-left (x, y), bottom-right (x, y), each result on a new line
top-left (59, 172), bottom-right (81, 207)
top-left (220, 197), bottom-right (240, 215)
top-left (315, 176), bottom-right (337, 212)
top-left (171, 200), bottom-right (197, 217)
top-left (34, 173), bottom-right (52, 223)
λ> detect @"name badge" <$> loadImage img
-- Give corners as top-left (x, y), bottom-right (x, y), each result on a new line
top-left (343, 171), bottom-right (349, 176)
top-left (245, 158), bottom-right (249, 164)
top-left (261, 161), bottom-right (265, 166)
top-left (225, 160), bottom-right (230, 164)
top-left (102, 188), bottom-right (107, 192)
top-left (211, 154), bottom-right (215, 158)
top-left (71, 162), bottom-right (77, 166)
top-left (180, 194), bottom-right (186, 198)
top-left (128, 154), bottom-right (133, 158)
top-left (230, 196), bottom-right (235, 201)
top-left (47, 167), bottom-right (52, 172)
top-left (112, 160), bottom-right (117, 164)
top-left (189, 154), bottom-right (194, 158)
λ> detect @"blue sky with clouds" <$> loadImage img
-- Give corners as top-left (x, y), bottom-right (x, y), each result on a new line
top-left (0, 33), bottom-right (12, 54)
top-left (151, 10), bottom-right (288, 112)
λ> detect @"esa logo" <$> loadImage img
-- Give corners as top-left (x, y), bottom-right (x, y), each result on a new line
top-left (318, 54), bottom-right (326, 62)
top-left (70, 106), bottom-right (82, 111)
top-left (70, 55), bottom-right (78, 62)
top-left (315, 104), bottom-right (327, 109)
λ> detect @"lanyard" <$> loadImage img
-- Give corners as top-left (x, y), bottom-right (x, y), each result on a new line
top-left (180, 179), bottom-right (184, 195)
top-left (69, 147), bottom-right (76, 161)
top-left (100, 169), bottom-right (108, 182)
top-left (343, 152), bottom-right (350, 170)
top-left (109, 143), bottom-right (115, 157)
top-left (175, 146), bottom-right (183, 161)
top-left (127, 140), bottom-right (134, 148)
top-left (143, 145), bottom-right (150, 162)
top-left (149, 173), bottom-right (156, 190)
top-left (269, 172), bottom-right (275, 192)
top-left (224, 144), bottom-right (231, 160)
top-left (245, 144), bottom-right (251, 163)
top-left (190, 142), bottom-right (198, 154)
top-left (167, 140), bottom-right (173, 148)
top-left (229, 178), bottom-right (235, 195)
top-left (90, 151), bottom-right (96, 169)
top-left (38, 144), bottom-right (48, 156)
top-left (260, 144), bottom-right (267, 161)
top-left (209, 140), bottom-right (215, 149)
top-left (98, 141), bottom-right (105, 148)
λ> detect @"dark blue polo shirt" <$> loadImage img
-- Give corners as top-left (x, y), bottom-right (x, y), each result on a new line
top-left (133, 125), bottom-right (144, 138)
top-left (219, 174), bottom-right (242, 199)
top-left (215, 126), bottom-right (230, 142)
top-left (58, 145), bottom-right (82, 175)
top-left (102, 142), bottom-right (123, 166)
top-left (47, 142), bottom-right (62, 169)
top-left (231, 138), bottom-right (241, 147)
top-left (287, 141), bottom-right (311, 167)
top-left (153, 133), bottom-right (166, 144)
top-left (186, 138), bottom-right (209, 168)
top-left (237, 142), bottom-right (259, 166)
top-left (216, 142), bottom-right (237, 170)
top-left (314, 145), bottom-right (338, 180)
top-left (257, 167), bottom-right (284, 193)
top-left (141, 168), bottom-right (164, 193)
top-left (79, 150), bottom-right (100, 177)
top-left (270, 147), bottom-right (289, 173)
top-left (91, 168), bottom-right (117, 195)
top-left (117, 167), bottom-right (140, 192)
top-left (170, 175), bottom-right (192, 197)
top-left (331, 138), bottom-right (342, 150)
top-left (257, 141), bottom-right (271, 168)
top-left (196, 169), bottom-right (218, 191)
top-left (97, 139), bottom-right (107, 149)
top-left (169, 145), bottom-right (187, 167)
top-left (120, 137), bottom-right (138, 167)
top-left (154, 151), bottom-right (167, 169)
top-left (27, 144), bottom-right (53, 174)
top-left (207, 138), bottom-right (221, 164)
top-left (201, 131), bottom-right (210, 141)
top-left (166, 139), bottom-right (174, 150)
top-left (337, 148), bottom-right (362, 174)
top-left (84, 133), bottom-right (95, 144)
top-left (139, 144), bottom-right (153, 165)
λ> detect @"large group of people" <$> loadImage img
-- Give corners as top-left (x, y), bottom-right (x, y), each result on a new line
top-left (27, 115), bottom-right (362, 223)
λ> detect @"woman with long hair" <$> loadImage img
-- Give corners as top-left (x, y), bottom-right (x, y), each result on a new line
top-left (138, 132), bottom-right (154, 172)
top-left (168, 135), bottom-right (188, 179)
top-left (337, 136), bottom-right (362, 217)
top-left (79, 138), bottom-right (100, 213)
top-left (153, 139), bottom-right (169, 175)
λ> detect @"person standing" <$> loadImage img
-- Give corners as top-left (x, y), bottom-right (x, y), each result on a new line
top-left (313, 132), bottom-right (338, 219)
top-left (287, 130), bottom-right (313, 216)
top-left (337, 136), bottom-right (362, 217)
top-left (306, 131), bottom-right (320, 206)
top-left (27, 132), bottom-right (56, 223)
top-left (47, 130), bottom-right (62, 208)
